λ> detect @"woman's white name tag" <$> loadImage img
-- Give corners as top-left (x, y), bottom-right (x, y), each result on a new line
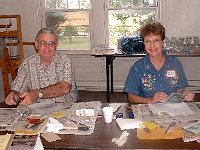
top-left (166, 70), bottom-right (176, 77)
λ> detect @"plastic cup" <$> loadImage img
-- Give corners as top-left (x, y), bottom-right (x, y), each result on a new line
top-left (102, 107), bottom-right (113, 123)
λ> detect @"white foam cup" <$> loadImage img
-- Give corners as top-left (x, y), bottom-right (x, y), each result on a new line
top-left (102, 107), bottom-right (113, 123)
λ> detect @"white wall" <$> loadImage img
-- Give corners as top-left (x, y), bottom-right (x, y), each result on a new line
top-left (165, 0), bottom-right (200, 37)
top-left (0, 0), bottom-right (200, 101)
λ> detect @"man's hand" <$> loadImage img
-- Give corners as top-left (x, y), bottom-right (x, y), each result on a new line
top-left (19, 89), bottom-right (38, 106)
top-left (5, 91), bottom-right (21, 105)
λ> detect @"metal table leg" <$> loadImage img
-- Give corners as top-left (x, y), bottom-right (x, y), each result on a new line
top-left (106, 56), bottom-right (115, 103)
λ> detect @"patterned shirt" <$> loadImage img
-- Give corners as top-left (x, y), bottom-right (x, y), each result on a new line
top-left (11, 52), bottom-right (77, 103)
top-left (124, 54), bottom-right (188, 98)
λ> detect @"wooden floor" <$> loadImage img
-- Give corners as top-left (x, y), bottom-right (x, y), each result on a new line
top-left (78, 90), bottom-right (128, 103)
top-left (78, 90), bottom-right (200, 103)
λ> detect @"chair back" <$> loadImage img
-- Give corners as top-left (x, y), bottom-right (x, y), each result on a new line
top-left (0, 47), bottom-right (17, 97)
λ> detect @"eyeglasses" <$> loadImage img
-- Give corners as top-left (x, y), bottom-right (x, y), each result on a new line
top-left (144, 39), bottom-right (162, 46)
top-left (38, 40), bottom-right (57, 47)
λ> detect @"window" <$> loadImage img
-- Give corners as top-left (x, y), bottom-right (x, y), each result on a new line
top-left (45, 0), bottom-right (91, 50)
top-left (44, 0), bottom-right (159, 51)
top-left (108, 0), bottom-right (158, 48)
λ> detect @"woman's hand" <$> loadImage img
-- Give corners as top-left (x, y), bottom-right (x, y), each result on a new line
top-left (151, 92), bottom-right (168, 103)
top-left (183, 90), bottom-right (195, 101)
top-left (177, 89), bottom-right (195, 101)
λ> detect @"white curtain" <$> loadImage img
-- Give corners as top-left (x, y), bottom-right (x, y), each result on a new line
top-left (35, 0), bottom-right (46, 30)
top-left (158, 0), bottom-right (169, 33)
top-left (90, 0), bottom-right (109, 48)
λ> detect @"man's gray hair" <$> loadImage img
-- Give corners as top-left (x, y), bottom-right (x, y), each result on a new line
top-left (35, 28), bottom-right (58, 42)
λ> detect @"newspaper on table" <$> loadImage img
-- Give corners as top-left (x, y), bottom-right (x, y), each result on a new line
top-left (184, 121), bottom-right (200, 135)
top-left (43, 101), bottom-right (102, 135)
top-left (166, 93), bottom-right (186, 103)
top-left (132, 102), bottom-right (200, 143)
top-left (148, 103), bottom-right (193, 116)
top-left (0, 101), bottom-right (102, 136)
top-left (135, 102), bottom-right (200, 122)
top-left (0, 108), bottom-right (20, 127)
top-left (28, 100), bottom-right (72, 115)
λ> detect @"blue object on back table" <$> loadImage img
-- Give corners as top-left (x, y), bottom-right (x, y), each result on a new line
top-left (121, 36), bottom-right (145, 55)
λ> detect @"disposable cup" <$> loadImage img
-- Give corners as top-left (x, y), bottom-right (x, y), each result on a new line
top-left (102, 107), bottom-right (113, 123)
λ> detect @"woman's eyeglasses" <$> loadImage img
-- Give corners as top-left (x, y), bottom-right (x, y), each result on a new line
top-left (144, 39), bottom-right (162, 46)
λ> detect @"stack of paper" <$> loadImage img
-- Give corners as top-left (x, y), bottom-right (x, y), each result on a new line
top-left (116, 118), bottom-right (142, 130)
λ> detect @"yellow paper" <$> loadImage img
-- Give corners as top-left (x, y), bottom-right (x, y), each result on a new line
top-left (0, 134), bottom-right (13, 150)
top-left (51, 111), bottom-right (65, 118)
top-left (15, 130), bottom-right (37, 135)
top-left (141, 121), bottom-right (159, 130)
top-left (137, 127), bottom-right (184, 139)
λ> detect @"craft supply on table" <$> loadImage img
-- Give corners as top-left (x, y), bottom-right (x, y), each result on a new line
top-left (41, 133), bottom-right (61, 142)
top-left (114, 105), bottom-right (122, 113)
top-left (165, 121), bottom-right (176, 134)
top-left (75, 109), bottom-right (95, 116)
top-left (128, 112), bottom-right (135, 118)
top-left (116, 113), bottom-right (123, 118)
top-left (112, 131), bottom-right (129, 147)
top-left (116, 118), bottom-right (142, 130)
top-left (62, 126), bottom-right (90, 131)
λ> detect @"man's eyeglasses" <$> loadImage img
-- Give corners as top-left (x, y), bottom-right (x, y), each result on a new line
top-left (38, 41), bottom-right (57, 47)
top-left (144, 39), bottom-right (162, 46)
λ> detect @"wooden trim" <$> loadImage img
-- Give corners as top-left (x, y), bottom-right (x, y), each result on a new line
top-left (0, 24), bottom-right (12, 28)
top-left (23, 42), bottom-right (35, 45)
top-left (4, 42), bottom-right (35, 46)
top-left (0, 15), bottom-right (20, 18)
top-left (0, 30), bottom-right (18, 38)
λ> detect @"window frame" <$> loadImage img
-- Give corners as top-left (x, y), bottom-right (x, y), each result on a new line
top-left (43, 0), bottom-right (160, 54)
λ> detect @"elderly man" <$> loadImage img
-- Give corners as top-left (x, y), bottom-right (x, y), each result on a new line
top-left (5, 28), bottom-right (78, 106)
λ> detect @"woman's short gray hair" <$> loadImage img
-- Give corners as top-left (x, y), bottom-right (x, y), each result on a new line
top-left (35, 28), bottom-right (58, 42)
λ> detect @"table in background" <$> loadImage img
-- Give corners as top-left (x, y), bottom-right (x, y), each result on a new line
top-left (92, 49), bottom-right (200, 103)
top-left (91, 49), bottom-right (145, 103)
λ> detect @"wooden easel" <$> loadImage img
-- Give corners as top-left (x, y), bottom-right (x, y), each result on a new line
top-left (0, 15), bottom-right (24, 97)
top-left (0, 15), bottom-right (24, 69)
top-left (0, 15), bottom-right (35, 97)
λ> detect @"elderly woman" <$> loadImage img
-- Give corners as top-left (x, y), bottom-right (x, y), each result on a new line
top-left (124, 22), bottom-right (194, 104)
top-left (5, 28), bottom-right (78, 106)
